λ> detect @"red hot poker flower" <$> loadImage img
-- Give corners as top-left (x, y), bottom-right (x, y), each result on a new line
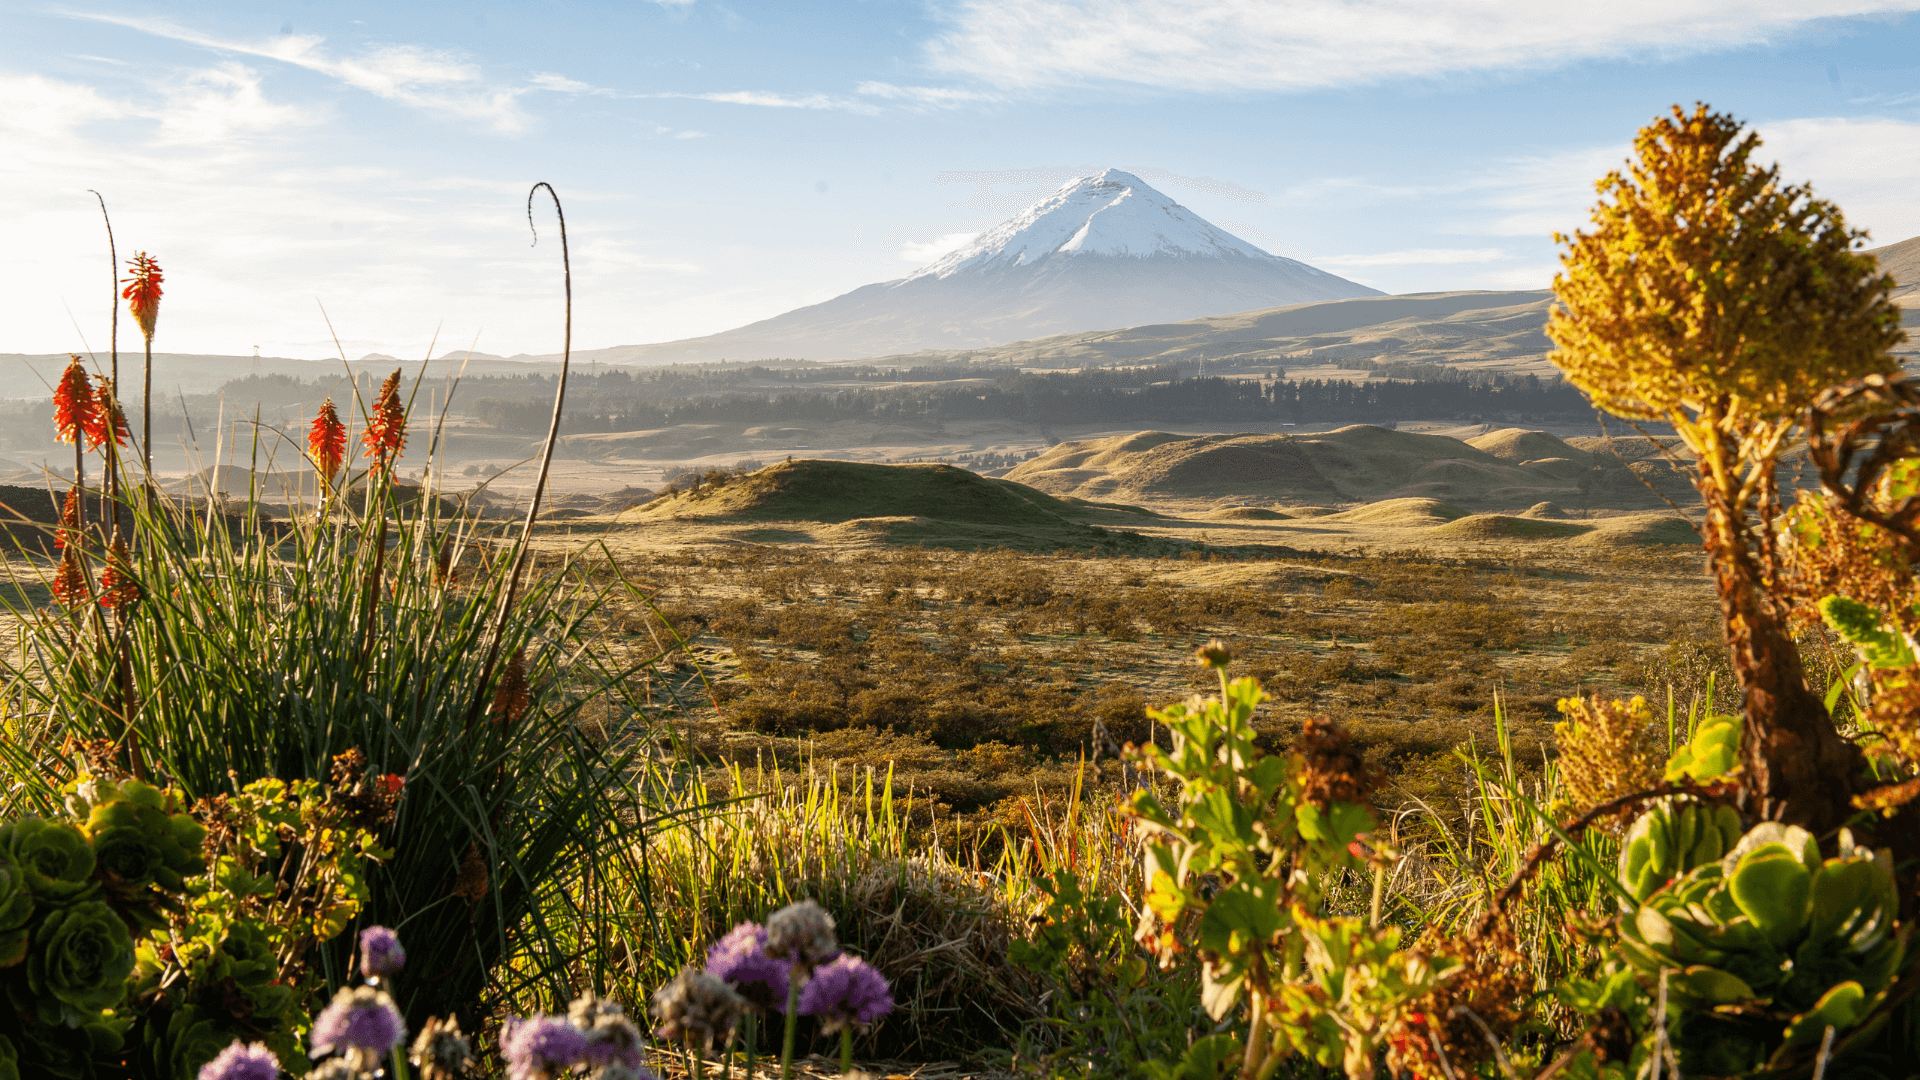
top-left (55, 487), bottom-right (81, 551)
top-left (88, 377), bottom-right (130, 450)
top-left (54, 356), bottom-right (97, 445)
top-left (50, 548), bottom-right (88, 607)
top-left (309, 398), bottom-right (347, 485)
top-left (99, 540), bottom-right (140, 610)
top-left (361, 369), bottom-right (406, 473)
top-left (121, 253), bottom-right (163, 342)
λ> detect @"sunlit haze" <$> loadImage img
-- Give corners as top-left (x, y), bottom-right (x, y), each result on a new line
top-left (4, 1), bottom-right (1920, 360)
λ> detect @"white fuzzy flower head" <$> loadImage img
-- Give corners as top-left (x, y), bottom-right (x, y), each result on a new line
top-left (649, 967), bottom-right (746, 1052)
top-left (764, 899), bottom-right (839, 967)
top-left (569, 992), bottom-right (645, 1064)
top-left (410, 1015), bottom-right (474, 1079)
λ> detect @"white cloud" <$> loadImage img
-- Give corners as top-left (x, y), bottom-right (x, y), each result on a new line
top-left (643, 89), bottom-right (877, 112)
top-left (1313, 248), bottom-right (1513, 268)
top-left (925, 0), bottom-right (1920, 91)
top-left (856, 81), bottom-right (1001, 108)
top-left (1763, 117), bottom-right (1920, 244)
top-left (899, 231), bottom-right (981, 262)
top-left (1464, 114), bottom-right (1920, 247)
top-left (70, 13), bottom-right (536, 132)
top-left (154, 63), bottom-right (317, 145)
top-left (673, 129), bottom-right (709, 139)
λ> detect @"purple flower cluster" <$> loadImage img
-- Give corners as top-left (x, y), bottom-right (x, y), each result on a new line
top-left (196, 1041), bottom-right (279, 1080)
top-left (358, 925), bottom-right (406, 979)
top-left (310, 985), bottom-right (406, 1058)
top-left (502, 1016), bottom-right (587, 1080)
top-left (797, 954), bottom-right (894, 1035)
top-left (704, 921), bottom-right (793, 1012)
top-left (503, 997), bottom-right (653, 1080)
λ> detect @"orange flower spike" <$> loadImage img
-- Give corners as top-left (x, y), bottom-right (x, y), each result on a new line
top-left (50, 549), bottom-right (88, 607)
top-left (53, 356), bottom-right (96, 444)
top-left (99, 540), bottom-right (140, 610)
top-left (309, 398), bottom-right (347, 483)
top-left (121, 253), bottom-right (163, 342)
top-left (55, 487), bottom-right (81, 551)
top-left (87, 377), bottom-right (130, 450)
top-left (361, 369), bottom-right (407, 472)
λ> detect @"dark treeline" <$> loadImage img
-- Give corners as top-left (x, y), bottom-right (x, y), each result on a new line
top-left (471, 367), bottom-right (1588, 434)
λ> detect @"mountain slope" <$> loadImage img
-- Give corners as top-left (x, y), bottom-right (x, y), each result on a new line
top-left (585, 170), bottom-right (1380, 363)
top-left (1004, 425), bottom-right (1694, 509)
top-left (1867, 235), bottom-right (1920, 307)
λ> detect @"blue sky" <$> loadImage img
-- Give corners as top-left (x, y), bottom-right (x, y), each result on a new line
top-left (4, 1), bottom-right (1920, 361)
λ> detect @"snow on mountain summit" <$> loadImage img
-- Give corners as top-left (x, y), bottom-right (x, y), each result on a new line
top-left (589, 168), bottom-right (1381, 361)
top-left (906, 169), bottom-right (1305, 281)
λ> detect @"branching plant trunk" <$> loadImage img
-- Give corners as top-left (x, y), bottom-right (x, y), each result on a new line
top-left (1700, 483), bottom-right (1864, 833)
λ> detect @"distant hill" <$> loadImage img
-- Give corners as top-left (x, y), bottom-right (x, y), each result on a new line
top-left (632, 459), bottom-right (1089, 525)
top-left (851, 289), bottom-right (1559, 374)
top-left (1004, 425), bottom-right (1694, 510)
top-left (1867, 235), bottom-right (1920, 310)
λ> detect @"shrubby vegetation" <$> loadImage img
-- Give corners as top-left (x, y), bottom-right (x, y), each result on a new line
top-left (5, 106), bottom-right (1920, 1079)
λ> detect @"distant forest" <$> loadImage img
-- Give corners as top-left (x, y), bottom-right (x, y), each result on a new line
top-left (0, 363), bottom-right (1591, 456)
top-left (466, 365), bottom-right (1590, 434)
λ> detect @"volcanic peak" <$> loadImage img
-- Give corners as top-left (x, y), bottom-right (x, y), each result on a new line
top-left (905, 169), bottom-right (1306, 282)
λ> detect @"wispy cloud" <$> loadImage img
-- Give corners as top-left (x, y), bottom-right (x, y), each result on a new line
top-left (70, 12), bottom-right (537, 132)
top-left (899, 231), bottom-right (981, 263)
top-left (925, 0), bottom-right (1920, 91)
top-left (856, 81), bottom-right (1001, 108)
top-left (154, 63), bottom-right (318, 145)
top-left (1312, 248), bottom-right (1513, 268)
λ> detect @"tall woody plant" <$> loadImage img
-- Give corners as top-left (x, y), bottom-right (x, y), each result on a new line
top-left (1546, 103), bottom-right (1907, 832)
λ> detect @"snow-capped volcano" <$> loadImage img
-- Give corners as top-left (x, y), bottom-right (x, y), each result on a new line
top-left (610, 170), bottom-right (1380, 362)
top-left (910, 169), bottom-right (1284, 278)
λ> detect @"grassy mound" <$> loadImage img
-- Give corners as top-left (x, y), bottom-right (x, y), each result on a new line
top-left (1205, 505), bottom-right (1287, 520)
top-left (1466, 427), bottom-right (1593, 466)
top-left (1582, 514), bottom-right (1700, 546)
top-left (1007, 425), bottom-right (1583, 507)
top-left (1323, 498), bottom-right (1467, 525)
top-left (1432, 514), bottom-right (1594, 540)
top-left (635, 459), bottom-right (1083, 525)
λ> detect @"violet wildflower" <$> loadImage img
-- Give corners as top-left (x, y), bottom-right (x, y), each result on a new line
top-left (704, 921), bottom-right (792, 1012)
top-left (501, 1015), bottom-right (589, 1080)
top-left (358, 925), bottom-right (406, 979)
top-left (650, 967), bottom-right (746, 1053)
top-left (196, 1041), bottom-right (279, 1080)
top-left (798, 954), bottom-right (894, 1036)
top-left (569, 992), bottom-right (645, 1070)
top-left (764, 899), bottom-right (838, 967)
top-left (310, 985), bottom-right (406, 1059)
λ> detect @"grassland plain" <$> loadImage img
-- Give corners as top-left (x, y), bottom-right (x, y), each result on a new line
top-left (521, 454), bottom-right (1837, 854)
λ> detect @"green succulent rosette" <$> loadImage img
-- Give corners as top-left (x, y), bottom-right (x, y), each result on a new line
top-left (0, 1032), bottom-right (18, 1080)
top-left (1612, 817), bottom-right (1908, 1074)
top-left (0, 854), bottom-right (34, 968)
top-left (0, 817), bottom-right (98, 905)
top-left (7, 1014), bottom-right (123, 1080)
top-left (152, 1005), bottom-right (242, 1080)
top-left (24, 899), bottom-right (135, 1025)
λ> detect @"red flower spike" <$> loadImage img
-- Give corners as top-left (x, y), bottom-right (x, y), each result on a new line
top-left (376, 774), bottom-right (405, 796)
top-left (121, 253), bottom-right (163, 342)
top-left (361, 369), bottom-right (406, 473)
top-left (309, 398), bottom-right (347, 485)
top-left (86, 377), bottom-right (130, 450)
top-left (99, 540), bottom-right (140, 610)
top-left (50, 549), bottom-right (88, 607)
top-left (53, 356), bottom-right (97, 445)
top-left (55, 487), bottom-right (81, 551)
